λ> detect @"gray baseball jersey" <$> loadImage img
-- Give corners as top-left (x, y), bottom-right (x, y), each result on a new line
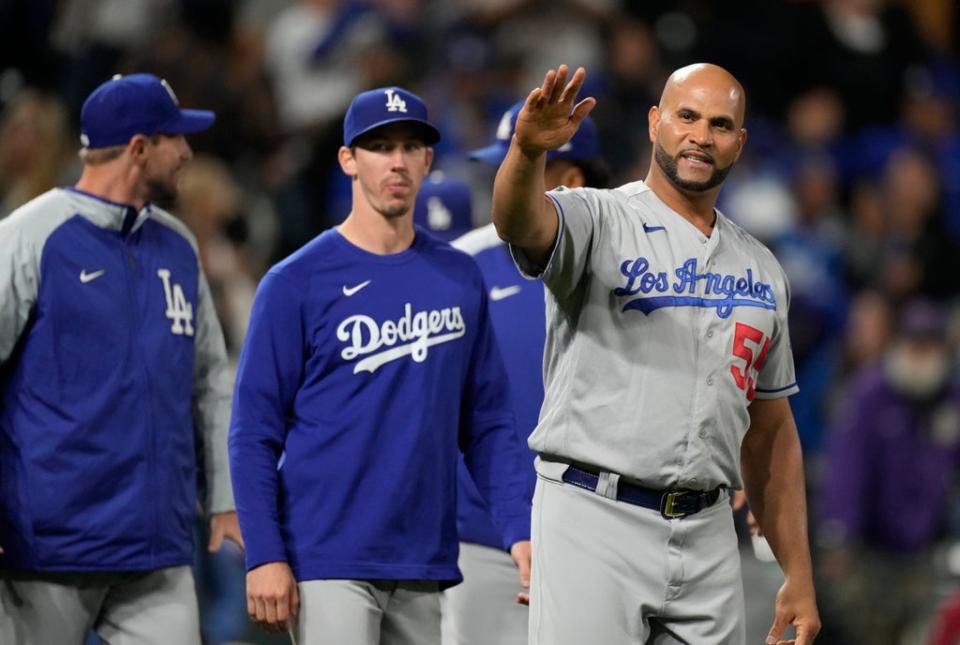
top-left (512, 180), bottom-right (797, 491)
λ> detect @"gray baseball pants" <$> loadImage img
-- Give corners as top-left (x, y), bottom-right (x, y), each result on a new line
top-left (293, 579), bottom-right (441, 645)
top-left (441, 542), bottom-right (528, 645)
top-left (529, 469), bottom-right (744, 645)
top-left (0, 565), bottom-right (200, 645)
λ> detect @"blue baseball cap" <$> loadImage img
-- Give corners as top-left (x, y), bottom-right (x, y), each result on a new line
top-left (343, 86), bottom-right (440, 147)
top-left (468, 100), bottom-right (598, 165)
top-left (80, 74), bottom-right (215, 149)
top-left (413, 173), bottom-right (472, 242)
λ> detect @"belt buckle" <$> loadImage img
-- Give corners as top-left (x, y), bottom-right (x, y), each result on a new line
top-left (660, 490), bottom-right (690, 519)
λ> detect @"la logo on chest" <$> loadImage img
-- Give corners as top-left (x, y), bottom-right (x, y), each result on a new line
top-left (156, 269), bottom-right (194, 336)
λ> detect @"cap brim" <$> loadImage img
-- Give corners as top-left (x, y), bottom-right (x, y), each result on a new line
top-left (169, 109), bottom-right (216, 135)
top-left (467, 142), bottom-right (509, 165)
top-left (348, 118), bottom-right (440, 147)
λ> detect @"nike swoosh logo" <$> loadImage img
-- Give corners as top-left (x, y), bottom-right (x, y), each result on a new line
top-left (342, 280), bottom-right (372, 297)
top-left (643, 224), bottom-right (666, 233)
top-left (490, 285), bottom-right (521, 301)
top-left (79, 269), bottom-right (105, 283)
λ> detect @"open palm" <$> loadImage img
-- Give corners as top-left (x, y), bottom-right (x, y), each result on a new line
top-left (514, 65), bottom-right (596, 156)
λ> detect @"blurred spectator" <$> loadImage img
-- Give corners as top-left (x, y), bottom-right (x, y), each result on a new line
top-left (463, 0), bottom-right (616, 95)
top-left (779, 0), bottom-right (929, 132)
top-left (846, 63), bottom-right (960, 240)
top-left (593, 13), bottom-right (662, 180)
top-left (842, 178), bottom-right (887, 292)
top-left (135, 0), bottom-right (282, 166)
top-left (774, 156), bottom-right (848, 453)
top-left (176, 155), bottom-right (258, 356)
top-left (264, 0), bottom-right (395, 134)
top-left (837, 290), bottom-right (895, 377)
top-left (50, 0), bottom-right (177, 117)
top-left (819, 299), bottom-right (960, 645)
top-left (878, 148), bottom-right (960, 302)
top-left (0, 90), bottom-right (73, 218)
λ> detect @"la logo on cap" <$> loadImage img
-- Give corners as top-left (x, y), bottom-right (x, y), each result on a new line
top-left (384, 89), bottom-right (407, 113)
top-left (160, 79), bottom-right (179, 106)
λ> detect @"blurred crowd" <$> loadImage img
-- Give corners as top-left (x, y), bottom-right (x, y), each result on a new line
top-left (2, 0), bottom-right (960, 643)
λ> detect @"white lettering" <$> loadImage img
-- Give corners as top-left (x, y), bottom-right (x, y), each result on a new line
top-left (157, 269), bottom-right (194, 336)
top-left (335, 303), bottom-right (466, 374)
top-left (384, 89), bottom-right (407, 113)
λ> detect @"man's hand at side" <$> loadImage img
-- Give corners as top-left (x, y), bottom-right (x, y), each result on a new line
top-left (246, 561), bottom-right (300, 633)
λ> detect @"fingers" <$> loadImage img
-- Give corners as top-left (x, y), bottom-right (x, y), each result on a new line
top-left (247, 565), bottom-right (297, 633)
top-left (747, 511), bottom-right (763, 537)
top-left (515, 591), bottom-right (530, 605)
top-left (557, 66), bottom-right (585, 105)
top-left (538, 68), bottom-right (557, 106)
top-left (207, 525), bottom-right (224, 553)
top-left (792, 614), bottom-right (821, 645)
top-left (264, 594), bottom-right (279, 630)
top-left (251, 594), bottom-right (292, 633)
top-left (533, 65), bottom-right (589, 110)
top-left (570, 97), bottom-right (596, 125)
top-left (731, 490), bottom-right (747, 511)
top-left (290, 582), bottom-right (301, 619)
top-left (766, 613), bottom-right (789, 645)
top-left (541, 65), bottom-right (571, 105)
top-left (518, 560), bottom-right (531, 590)
top-left (550, 65), bottom-right (569, 103)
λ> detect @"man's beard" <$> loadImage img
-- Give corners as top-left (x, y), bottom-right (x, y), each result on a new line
top-left (377, 202), bottom-right (409, 219)
top-left (654, 143), bottom-right (733, 192)
top-left (145, 177), bottom-right (178, 210)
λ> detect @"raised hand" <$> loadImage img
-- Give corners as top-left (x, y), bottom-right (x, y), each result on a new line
top-left (514, 65), bottom-right (596, 157)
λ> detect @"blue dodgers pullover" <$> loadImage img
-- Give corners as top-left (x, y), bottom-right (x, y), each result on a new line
top-left (229, 227), bottom-right (531, 583)
top-left (453, 225), bottom-right (543, 550)
top-left (0, 188), bottom-right (233, 571)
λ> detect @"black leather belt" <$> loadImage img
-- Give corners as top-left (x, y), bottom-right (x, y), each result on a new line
top-left (561, 465), bottom-right (722, 519)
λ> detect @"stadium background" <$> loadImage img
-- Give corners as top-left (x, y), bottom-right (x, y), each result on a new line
top-left (1, 0), bottom-right (959, 643)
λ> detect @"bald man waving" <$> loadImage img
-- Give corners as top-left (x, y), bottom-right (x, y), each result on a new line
top-left (491, 64), bottom-right (820, 645)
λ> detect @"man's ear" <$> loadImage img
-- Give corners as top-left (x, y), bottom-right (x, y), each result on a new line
top-left (128, 135), bottom-right (149, 164)
top-left (423, 147), bottom-right (434, 176)
top-left (648, 105), bottom-right (660, 144)
top-left (734, 128), bottom-right (748, 162)
top-left (338, 146), bottom-right (357, 178)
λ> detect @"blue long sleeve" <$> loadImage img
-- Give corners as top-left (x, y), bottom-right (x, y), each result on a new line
top-left (229, 271), bottom-right (305, 570)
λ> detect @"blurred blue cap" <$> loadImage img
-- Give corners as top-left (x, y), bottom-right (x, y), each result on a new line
top-left (468, 100), bottom-right (598, 165)
top-left (81, 73), bottom-right (215, 149)
top-left (343, 86), bottom-right (440, 147)
top-left (413, 173), bottom-right (472, 242)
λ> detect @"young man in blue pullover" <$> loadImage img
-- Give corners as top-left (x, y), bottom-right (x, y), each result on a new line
top-left (0, 74), bottom-right (241, 644)
top-left (229, 87), bottom-right (532, 644)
